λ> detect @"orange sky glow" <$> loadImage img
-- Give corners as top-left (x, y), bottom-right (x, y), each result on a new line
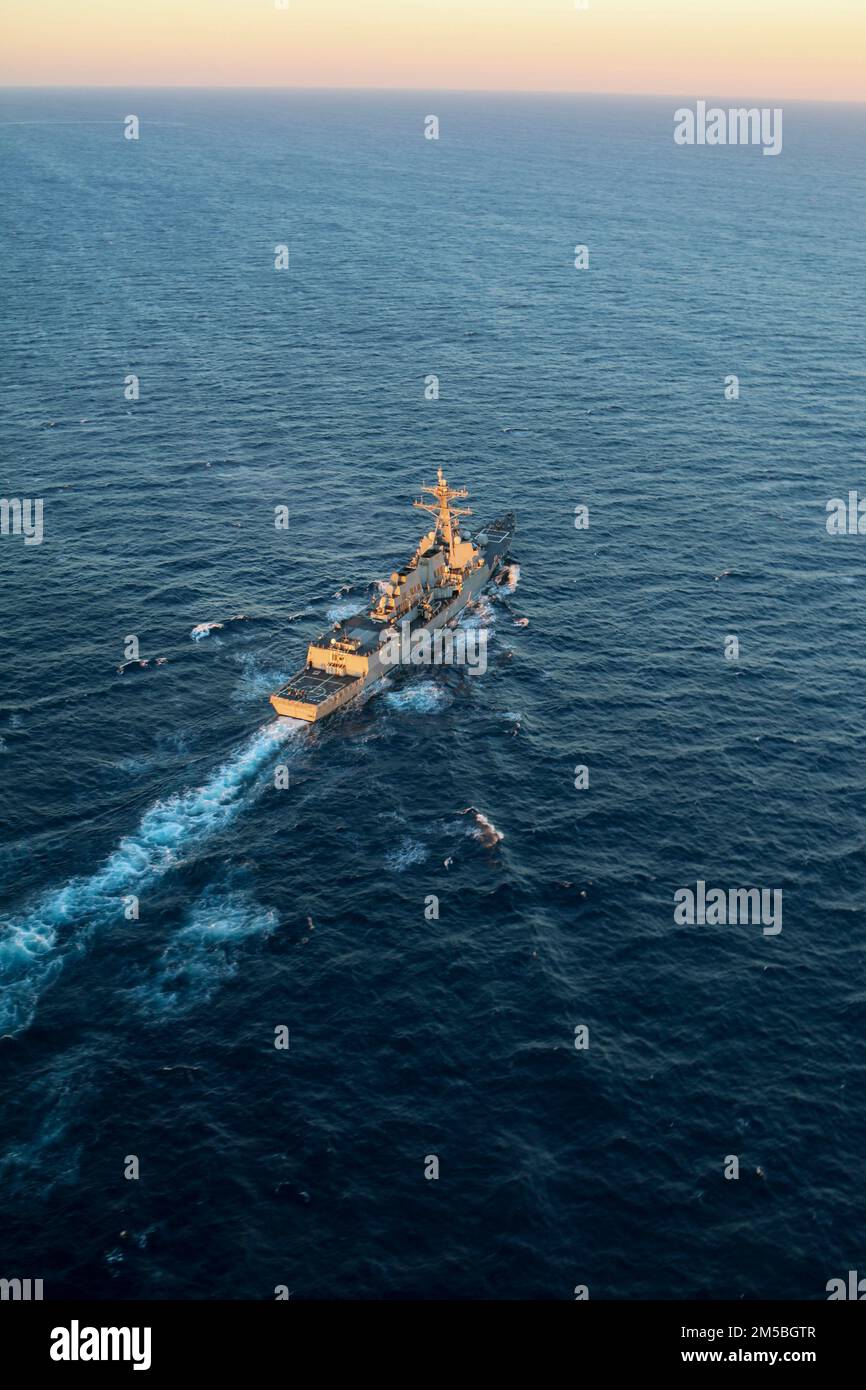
top-left (1, 1), bottom-right (864, 102)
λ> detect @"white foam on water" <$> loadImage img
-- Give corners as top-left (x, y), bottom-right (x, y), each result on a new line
top-left (132, 882), bottom-right (279, 1016)
top-left (459, 597), bottom-right (496, 631)
top-left (462, 808), bottom-right (505, 847)
top-left (0, 720), bottom-right (303, 1036)
top-left (190, 621), bottom-right (224, 640)
top-left (326, 600), bottom-right (364, 624)
top-left (384, 683), bottom-right (451, 714)
top-left (191, 614), bottom-right (251, 642)
top-left (233, 652), bottom-right (292, 705)
top-left (498, 563), bottom-right (521, 595)
top-left (384, 838), bottom-right (429, 872)
top-left (110, 754), bottom-right (157, 774)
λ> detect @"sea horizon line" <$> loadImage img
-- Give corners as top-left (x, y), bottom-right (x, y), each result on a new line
top-left (0, 83), bottom-right (863, 108)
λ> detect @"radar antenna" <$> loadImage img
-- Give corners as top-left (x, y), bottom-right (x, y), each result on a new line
top-left (413, 468), bottom-right (472, 566)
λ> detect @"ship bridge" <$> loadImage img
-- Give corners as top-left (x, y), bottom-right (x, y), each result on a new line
top-left (371, 468), bottom-right (478, 623)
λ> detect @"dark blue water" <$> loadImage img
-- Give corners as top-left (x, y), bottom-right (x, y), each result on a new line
top-left (1, 89), bottom-right (865, 1300)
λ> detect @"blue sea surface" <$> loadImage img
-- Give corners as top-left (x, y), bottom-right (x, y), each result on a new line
top-left (1, 88), bottom-right (865, 1299)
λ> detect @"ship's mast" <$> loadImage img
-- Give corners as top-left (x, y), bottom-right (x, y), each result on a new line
top-left (413, 468), bottom-right (472, 566)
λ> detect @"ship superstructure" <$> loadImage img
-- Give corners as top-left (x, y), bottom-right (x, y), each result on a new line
top-left (269, 470), bottom-right (515, 722)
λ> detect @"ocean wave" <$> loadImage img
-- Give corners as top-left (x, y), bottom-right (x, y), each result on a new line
top-left (460, 807), bottom-right (505, 847)
top-left (0, 720), bottom-right (303, 1036)
top-left (117, 657), bottom-right (168, 673)
top-left (383, 683), bottom-right (452, 714)
top-left (191, 621), bottom-right (224, 641)
top-left (132, 881), bottom-right (279, 1016)
top-left (0, 1070), bottom-right (86, 1195)
top-left (384, 838), bottom-right (429, 872)
top-left (497, 563), bottom-right (521, 595)
top-left (459, 598), bottom-right (496, 631)
top-left (110, 754), bottom-right (157, 775)
top-left (191, 614), bottom-right (252, 641)
top-left (233, 652), bottom-right (292, 705)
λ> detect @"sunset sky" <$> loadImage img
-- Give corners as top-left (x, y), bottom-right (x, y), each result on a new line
top-left (1, 0), bottom-right (864, 102)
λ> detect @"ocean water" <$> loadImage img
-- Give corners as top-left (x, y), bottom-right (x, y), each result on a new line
top-left (1, 88), bottom-right (865, 1300)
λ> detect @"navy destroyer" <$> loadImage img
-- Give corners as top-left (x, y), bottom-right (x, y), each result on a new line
top-left (270, 470), bottom-right (516, 722)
